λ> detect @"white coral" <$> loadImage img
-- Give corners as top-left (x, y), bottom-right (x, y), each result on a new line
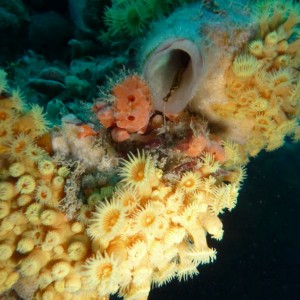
top-left (51, 123), bottom-right (117, 171)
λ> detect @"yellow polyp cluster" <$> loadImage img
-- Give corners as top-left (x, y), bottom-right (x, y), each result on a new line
top-left (83, 150), bottom-right (244, 299)
top-left (0, 82), bottom-right (50, 165)
top-left (212, 1), bottom-right (300, 156)
top-left (0, 76), bottom-right (98, 299)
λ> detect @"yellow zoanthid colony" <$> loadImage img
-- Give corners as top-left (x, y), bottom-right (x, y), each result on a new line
top-left (0, 76), bottom-right (245, 298)
top-left (82, 149), bottom-right (244, 299)
top-left (0, 73), bottom-right (96, 299)
top-left (0, 1), bottom-right (300, 300)
top-left (212, 0), bottom-right (300, 156)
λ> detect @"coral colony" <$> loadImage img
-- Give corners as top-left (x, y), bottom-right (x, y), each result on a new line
top-left (0, 0), bottom-right (300, 299)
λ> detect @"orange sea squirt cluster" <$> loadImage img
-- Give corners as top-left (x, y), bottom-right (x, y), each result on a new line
top-left (175, 133), bottom-right (226, 162)
top-left (96, 75), bottom-right (152, 142)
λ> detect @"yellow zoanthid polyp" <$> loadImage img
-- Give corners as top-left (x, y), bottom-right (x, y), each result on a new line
top-left (64, 273), bottom-right (82, 293)
top-left (57, 166), bottom-right (69, 178)
top-left (67, 241), bottom-right (88, 261)
top-left (8, 162), bottom-right (26, 177)
top-left (114, 185), bottom-right (141, 213)
top-left (200, 152), bottom-right (221, 175)
top-left (40, 209), bottom-right (65, 226)
top-left (81, 252), bottom-right (119, 294)
top-left (0, 182), bottom-right (16, 201)
top-left (37, 159), bottom-right (55, 179)
top-left (249, 39), bottom-right (264, 57)
top-left (177, 171), bottom-right (202, 194)
top-left (0, 242), bottom-right (15, 260)
top-left (19, 249), bottom-right (51, 277)
top-left (88, 199), bottom-right (126, 246)
top-left (24, 202), bottom-right (42, 225)
top-left (13, 105), bottom-right (50, 138)
top-left (41, 230), bottom-right (61, 251)
top-left (16, 237), bottom-right (35, 254)
top-left (16, 194), bottom-right (32, 207)
top-left (37, 270), bottom-right (53, 290)
top-left (16, 174), bottom-right (36, 194)
top-left (70, 221), bottom-right (84, 233)
top-left (132, 202), bottom-right (168, 239)
top-left (264, 31), bottom-right (278, 45)
top-left (6, 133), bottom-right (34, 162)
top-left (51, 261), bottom-right (72, 281)
top-left (35, 184), bottom-right (52, 204)
top-left (232, 54), bottom-right (258, 79)
top-left (119, 150), bottom-right (157, 197)
top-left (3, 272), bottom-right (19, 290)
top-left (0, 201), bottom-right (10, 219)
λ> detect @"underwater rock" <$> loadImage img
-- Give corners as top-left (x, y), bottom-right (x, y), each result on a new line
top-left (46, 98), bottom-right (68, 125)
top-left (68, 0), bottom-right (91, 33)
top-left (0, 7), bottom-right (19, 31)
top-left (28, 67), bottom-right (68, 97)
top-left (68, 38), bottom-right (98, 58)
top-left (28, 78), bottom-right (66, 97)
top-left (61, 113), bottom-right (83, 125)
top-left (65, 75), bottom-right (90, 97)
top-left (28, 11), bottom-right (73, 57)
top-left (68, 0), bottom-right (106, 33)
top-left (39, 66), bottom-right (66, 83)
top-left (70, 55), bottom-right (128, 83)
top-left (0, 0), bottom-right (29, 22)
top-left (69, 58), bottom-right (97, 80)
